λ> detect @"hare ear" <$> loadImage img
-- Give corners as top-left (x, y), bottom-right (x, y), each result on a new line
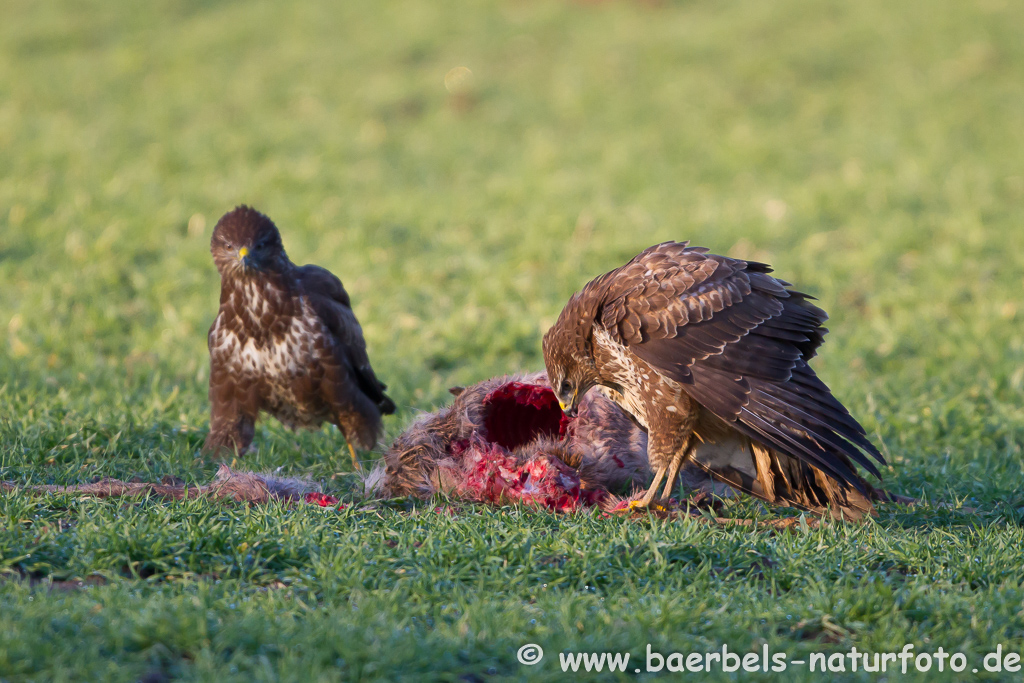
top-left (448, 386), bottom-right (466, 397)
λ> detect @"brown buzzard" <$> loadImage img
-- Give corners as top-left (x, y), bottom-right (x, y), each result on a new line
top-left (543, 241), bottom-right (887, 515)
top-left (202, 206), bottom-right (395, 468)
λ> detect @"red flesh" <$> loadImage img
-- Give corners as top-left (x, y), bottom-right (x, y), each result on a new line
top-left (481, 382), bottom-right (569, 450)
top-left (447, 382), bottom-right (605, 511)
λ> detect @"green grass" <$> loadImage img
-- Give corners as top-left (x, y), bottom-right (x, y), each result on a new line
top-left (2, 0), bottom-right (1024, 679)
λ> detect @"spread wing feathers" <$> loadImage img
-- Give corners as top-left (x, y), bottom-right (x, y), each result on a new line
top-left (687, 417), bottom-right (881, 521)
top-left (297, 265), bottom-right (396, 417)
top-left (598, 242), bottom-right (883, 493)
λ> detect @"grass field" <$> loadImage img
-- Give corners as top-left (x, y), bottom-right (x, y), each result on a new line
top-left (2, 0), bottom-right (1024, 679)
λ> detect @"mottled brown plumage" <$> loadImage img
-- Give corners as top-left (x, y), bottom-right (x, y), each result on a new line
top-left (202, 206), bottom-right (395, 467)
top-left (543, 241), bottom-right (889, 518)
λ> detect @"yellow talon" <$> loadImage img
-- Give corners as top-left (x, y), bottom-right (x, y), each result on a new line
top-left (626, 500), bottom-right (670, 513)
top-left (347, 441), bottom-right (361, 471)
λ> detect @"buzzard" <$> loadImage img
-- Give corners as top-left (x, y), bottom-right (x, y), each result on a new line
top-left (542, 241), bottom-right (886, 514)
top-left (202, 206), bottom-right (395, 469)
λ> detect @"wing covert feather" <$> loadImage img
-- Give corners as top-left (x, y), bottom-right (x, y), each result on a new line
top-left (297, 265), bottom-right (396, 414)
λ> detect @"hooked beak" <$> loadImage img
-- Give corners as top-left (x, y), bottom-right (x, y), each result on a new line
top-left (558, 396), bottom-right (578, 418)
top-left (237, 246), bottom-right (252, 269)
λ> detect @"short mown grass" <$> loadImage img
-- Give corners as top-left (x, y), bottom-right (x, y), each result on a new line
top-left (2, 0), bottom-right (1024, 680)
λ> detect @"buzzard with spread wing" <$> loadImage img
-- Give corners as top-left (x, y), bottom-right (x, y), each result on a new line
top-left (202, 206), bottom-right (395, 468)
top-left (543, 241), bottom-right (886, 515)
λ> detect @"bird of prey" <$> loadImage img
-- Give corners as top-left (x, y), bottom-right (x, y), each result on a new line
top-left (543, 241), bottom-right (886, 513)
top-left (202, 206), bottom-right (395, 469)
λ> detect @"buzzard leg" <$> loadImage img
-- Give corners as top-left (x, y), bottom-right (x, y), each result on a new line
top-left (628, 404), bottom-right (698, 511)
top-left (660, 437), bottom-right (700, 500)
top-left (347, 441), bottom-right (362, 471)
top-left (660, 452), bottom-right (685, 500)
top-left (203, 411), bottom-right (256, 458)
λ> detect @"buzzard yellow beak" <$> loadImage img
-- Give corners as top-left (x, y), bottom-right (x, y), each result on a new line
top-left (238, 247), bottom-right (249, 259)
top-left (559, 392), bottom-right (578, 417)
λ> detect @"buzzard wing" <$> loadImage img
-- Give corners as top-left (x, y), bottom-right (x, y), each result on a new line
top-left (297, 265), bottom-right (396, 415)
top-left (599, 242), bottom-right (883, 492)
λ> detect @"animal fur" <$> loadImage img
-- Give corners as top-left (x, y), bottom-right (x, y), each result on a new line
top-left (0, 465), bottom-right (315, 505)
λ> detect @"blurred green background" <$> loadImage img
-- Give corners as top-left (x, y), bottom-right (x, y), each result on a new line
top-left (2, 0), bottom-right (1024, 680)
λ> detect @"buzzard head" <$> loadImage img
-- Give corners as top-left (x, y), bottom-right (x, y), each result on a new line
top-left (542, 318), bottom-right (599, 418)
top-left (210, 206), bottom-right (288, 278)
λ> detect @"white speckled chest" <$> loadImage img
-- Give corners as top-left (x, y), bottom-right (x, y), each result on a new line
top-left (592, 327), bottom-right (684, 429)
top-left (210, 285), bottom-right (328, 428)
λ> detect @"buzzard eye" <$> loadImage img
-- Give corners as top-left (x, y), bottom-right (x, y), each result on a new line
top-left (560, 380), bottom-right (572, 395)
